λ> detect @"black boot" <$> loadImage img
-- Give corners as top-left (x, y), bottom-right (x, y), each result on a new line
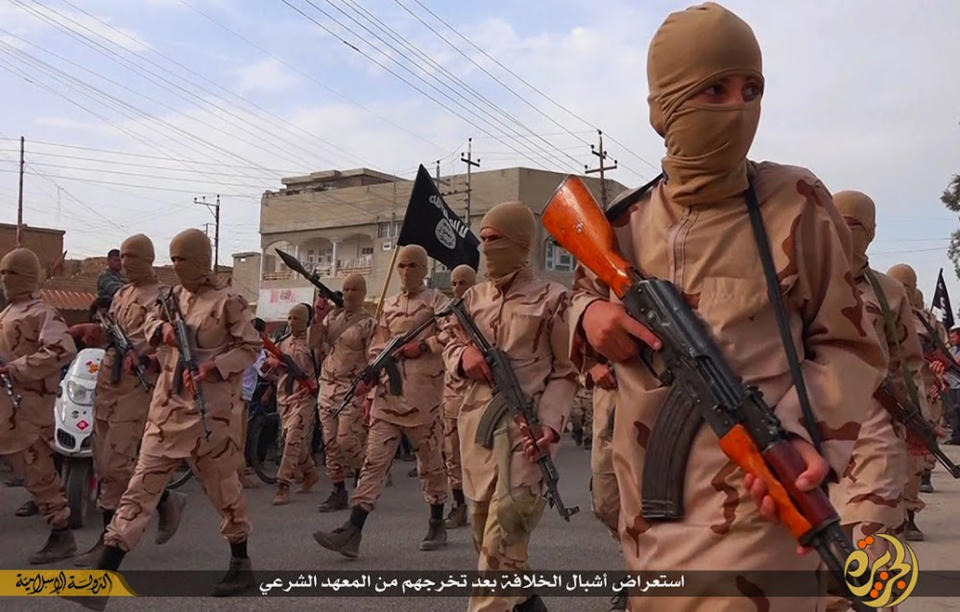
top-left (313, 507), bottom-right (365, 558)
top-left (904, 510), bottom-right (924, 541)
top-left (76, 510), bottom-right (114, 567)
top-left (419, 504), bottom-right (447, 551)
top-left (29, 527), bottom-right (77, 564)
top-left (317, 483), bottom-right (348, 513)
top-left (155, 490), bottom-right (186, 544)
top-left (514, 594), bottom-right (548, 611)
top-left (609, 591), bottom-right (627, 611)
top-left (572, 428), bottom-right (583, 447)
top-left (212, 542), bottom-right (254, 597)
top-left (919, 469), bottom-right (934, 493)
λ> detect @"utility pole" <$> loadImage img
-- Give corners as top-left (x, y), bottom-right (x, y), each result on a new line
top-left (460, 137), bottom-right (480, 228)
top-left (194, 194), bottom-right (221, 270)
top-left (16, 136), bottom-right (24, 246)
top-left (584, 130), bottom-right (618, 209)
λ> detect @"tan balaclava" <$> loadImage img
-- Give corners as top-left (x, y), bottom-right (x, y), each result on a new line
top-left (288, 303), bottom-right (310, 335)
top-left (450, 264), bottom-right (477, 299)
top-left (887, 263), bottom-right (917, 292)
top-left (170, 229), bottom-right (213, 293)
top-left (121, 233), bottom-right (157, 285)
top-left (397, 245), bottom-right (428, 294)
top-left (341, 273), bottom-right (367, 311)
top-left (481, 201), bottom-right (535, 286)
top-left (911, 288), bottom-right (924, 310)
top-left (0, 248), bottom-right (41, 301)
top-left (647, 2), bottom-right (763, 207)
top-left (833, 191), bottom-right (875, 277)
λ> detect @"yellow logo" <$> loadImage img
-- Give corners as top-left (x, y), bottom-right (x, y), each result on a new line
top-left (843, 534), bottom-right (918, 608)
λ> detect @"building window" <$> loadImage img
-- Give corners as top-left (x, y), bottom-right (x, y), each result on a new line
top-left (545, 241), bottom-right (574, 272)
top-left (361, 246), bottom-right (373, 256)
top-left (377, 220), bottom-right (401, 238)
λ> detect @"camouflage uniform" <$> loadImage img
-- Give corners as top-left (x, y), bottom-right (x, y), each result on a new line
top-left (591, 384), bottom-right (619, 535)
top-left (273, 324), bottom-right (319, 494)
top-left (444, 203), bottom-right (577, 612)
top-left (100, 231), bottom-right (261, 598)
top-left (570, 8), bottom-right (886, 610)
top-left (0, 248), bottom-right (77, 563)
top-left (569, 380), bottom-right (594, 448)
top-left (351, 285), bottom-right (448, 512)
top-left (314, 306), bottom-right (376, 485)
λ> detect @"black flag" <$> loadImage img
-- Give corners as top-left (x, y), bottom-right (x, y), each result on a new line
top-left (397, 165), bottom-right (480, 270)
top-left (932, 267), bottom-right (955, 329)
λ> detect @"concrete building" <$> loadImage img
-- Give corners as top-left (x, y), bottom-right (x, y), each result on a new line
top-left (254, 166), bottom-right (626, 321)
top-left (0, 223), bottom-right (65, 274)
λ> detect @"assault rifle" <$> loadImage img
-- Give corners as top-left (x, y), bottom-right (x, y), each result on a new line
top-left (543, 176), bottom-right (866, 606)
top-left (0, 360), bottom-right (21, 410)
top-left (275, 249), bottom-right (344, 309)
top-left (334, 306), bottom-right (449, 417)
top-left (914, 313), bottom-right (960, 379)
top-left (262, 333), bottom-right (317, 395)
top-left (446, 299), bottom-right (579, 521)
top-left (158, 288), bottom-right (211, 441)
top-left (875, 379), bottom-right (960, 477)
top-left (96, 311), bottom-right (152, 393)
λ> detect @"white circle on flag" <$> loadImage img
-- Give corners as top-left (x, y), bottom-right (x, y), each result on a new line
top-left (435, 220), bottom-right (457, 250)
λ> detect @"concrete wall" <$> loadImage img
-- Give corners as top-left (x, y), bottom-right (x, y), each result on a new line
top-left (231, 252), bottom-right (261, 305)
top-left (0, 224), bottom-right (64, 275)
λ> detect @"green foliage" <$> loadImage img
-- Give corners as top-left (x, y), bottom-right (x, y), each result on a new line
top-left (943, 175), bottom-right (960, 281)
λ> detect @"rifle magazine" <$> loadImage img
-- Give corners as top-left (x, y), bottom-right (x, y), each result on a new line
top-left (641, 382), bottom-right (703, 521)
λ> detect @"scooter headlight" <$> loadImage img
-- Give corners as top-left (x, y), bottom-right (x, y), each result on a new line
top-left (66, 380), bottom-right (94, 406)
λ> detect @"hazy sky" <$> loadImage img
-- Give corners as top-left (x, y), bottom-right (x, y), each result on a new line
top-left (2, 0), bottom-right (959, 304)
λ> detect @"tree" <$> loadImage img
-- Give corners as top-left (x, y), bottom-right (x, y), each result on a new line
top-left (941, 174), bottom-right (960, 280)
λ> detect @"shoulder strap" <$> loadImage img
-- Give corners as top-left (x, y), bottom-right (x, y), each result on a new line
top-left (864, 268), bottom-right (923, 409)
top-left (744, 182), bottom-right (823, 454)
top-left (604, 173), bottom-right (664, 222)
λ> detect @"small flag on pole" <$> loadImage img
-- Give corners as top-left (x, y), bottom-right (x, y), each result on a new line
top-left (932, 267), bottom-right (955, 329)
top-left (397, 165), bottom-right (479, 270)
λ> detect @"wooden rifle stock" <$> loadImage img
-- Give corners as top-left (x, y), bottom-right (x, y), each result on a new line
top-left (261, 333), bottom-right (317, 395)
top-left (542, 177), bottom-right (635, 298)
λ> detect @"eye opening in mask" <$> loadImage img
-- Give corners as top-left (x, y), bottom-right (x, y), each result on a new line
top-left (686, 73), bottom-right (764, 107)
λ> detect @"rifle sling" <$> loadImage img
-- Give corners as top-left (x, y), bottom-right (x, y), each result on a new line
top-left (863, 269), bottom-right (924, 412)
top-left (744, 182), bottom-right (823, 455)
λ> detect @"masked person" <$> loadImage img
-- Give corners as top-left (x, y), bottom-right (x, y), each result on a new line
top-left (313, 245), bottom-right (448, 556)
top-left (95, 229), bottom-right (262, 598)
top-left (571, 4), bottom-right (886, 610)
top-left (263, 303), bottom-right (320, 506)
top-left (443, 202), bottom-right (578, 612)
top-left (70, 234), bottom-right (186, 566)
top-left (440, 263), bottom-right (477, 529)
top-left (828, 191), bottom-right (924, 609)
top-left (887, 263), bottom-right (942, 539)
top-left (311, 273), bottom-right (376, 512)
top-left (0, 248), bottom-right (77, 564)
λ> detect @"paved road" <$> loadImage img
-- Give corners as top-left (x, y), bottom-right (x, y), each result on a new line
top-left (1, 442), bottom-right (958, 611)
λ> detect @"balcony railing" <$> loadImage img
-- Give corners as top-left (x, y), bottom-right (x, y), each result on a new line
top-left (263, 258), bottom-right (370, 281)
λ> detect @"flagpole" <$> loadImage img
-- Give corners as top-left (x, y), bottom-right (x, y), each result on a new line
top-left (375, 244), bottom-right (400, 319)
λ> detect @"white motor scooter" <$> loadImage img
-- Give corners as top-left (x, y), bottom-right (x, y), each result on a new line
top-left (54, 348), bottom-right (103, 529)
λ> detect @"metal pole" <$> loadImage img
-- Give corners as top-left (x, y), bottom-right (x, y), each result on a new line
top-left (16, 137), bottom-right (24, 246)
top-left (214, 194), bottom-right (220, 271)
top-left (460, 137), bottom-right (480, 228)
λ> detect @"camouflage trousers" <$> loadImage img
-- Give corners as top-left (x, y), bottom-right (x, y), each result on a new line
top-left (2, 434), bottom-right (70, 529)
top-left (903, 454), bottom-right (926, 514)
top-left (277, 398), bottom-right (317, 486)
top-left (569, 390), bottom-right (593, 442)
top-left (318, 400), bottom-right (366, 484)
top-left (443, 415), bottom-right (463, 491)
top-left (590, 389), bottom-right (619, 534)
top-left (832, 405), bottom-right (907, 533)
top-left (105, 436), bottom-right (250, 551)
top-left (351, 417), bottom-right (446, 512)
top-left (93, 413), bottom-right (147, 512)
top-left (468, 484), bottom-right (545, 612)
